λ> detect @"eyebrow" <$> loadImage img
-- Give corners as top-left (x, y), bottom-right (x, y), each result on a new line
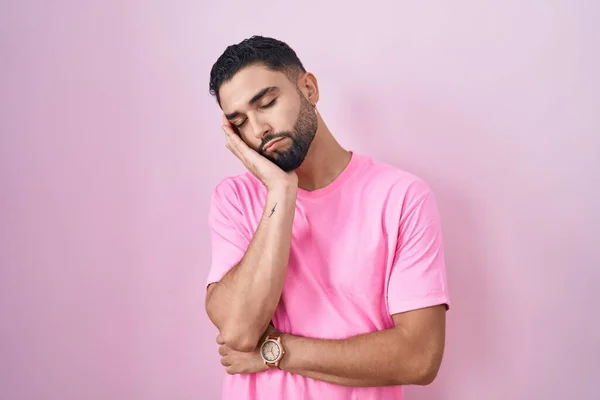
top-left (225, 86), bottom-right (278, 120)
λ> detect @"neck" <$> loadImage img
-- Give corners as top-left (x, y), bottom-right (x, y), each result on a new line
top-left (295, 114), bottom-right (352, 192)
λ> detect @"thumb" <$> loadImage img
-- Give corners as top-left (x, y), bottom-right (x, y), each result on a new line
top-left (216, 334), bottom-right (225, 345)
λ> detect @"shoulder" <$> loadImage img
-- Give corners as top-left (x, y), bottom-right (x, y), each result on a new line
top-left (355, 153), bottom-right (434, 205)
top-left (355, 154), bottom-right (442, 234)
top-left (209, 171), bottom-right (264, 216)
top-left (211, 171), bottom-right (262, 201)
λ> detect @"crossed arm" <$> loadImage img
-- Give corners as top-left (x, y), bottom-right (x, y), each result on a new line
top-left (211, 292), bottom-right (447, 387)
top-left (206, 176), bottom-right (448, 386)
top-left (277, 305), bottom-right (447, 387)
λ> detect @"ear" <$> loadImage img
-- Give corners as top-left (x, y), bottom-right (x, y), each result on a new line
top-left (298, 72), bottom-right (320, 106)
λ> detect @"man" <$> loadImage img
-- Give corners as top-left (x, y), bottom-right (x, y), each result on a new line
top-left (205, 35), bottom-right (450, 400)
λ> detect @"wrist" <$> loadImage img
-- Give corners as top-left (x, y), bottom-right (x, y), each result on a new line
top-left (266, 178), bottom-right (298, 194)
top-left (259, 328), bottom-right (286, 369)
top-left (267, 183), bottom-right (297, 200)
top-left (277, 333), bottom-right (297, 371)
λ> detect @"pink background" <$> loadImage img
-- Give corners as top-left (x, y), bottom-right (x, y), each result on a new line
top-left (2, 1), bottom-right (599, 399)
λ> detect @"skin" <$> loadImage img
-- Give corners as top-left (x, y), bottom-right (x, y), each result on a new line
top-left (218, 63), bottom-right (352, 191)
top-left (217, 307), bottom-right (446, 387)
top-left (205, 64), bottom-right (352, 351)
top-left (208, 63), bottom-right (447, 386)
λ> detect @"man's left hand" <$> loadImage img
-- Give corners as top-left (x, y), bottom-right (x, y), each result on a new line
top-left (217, 333), bottom-right (269, 375)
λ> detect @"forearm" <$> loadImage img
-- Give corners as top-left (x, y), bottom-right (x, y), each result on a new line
top-left (289, 369), bottom-right (383, 387)
top-left (206, 184), bottom-right (296, 350)
top-left (279, 326), bottom-right (440, 387)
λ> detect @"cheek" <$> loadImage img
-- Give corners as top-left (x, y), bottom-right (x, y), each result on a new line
top-left (270, 105), bottom-right (300, 133)
top-left (239, 132), bottom-right (261, 149)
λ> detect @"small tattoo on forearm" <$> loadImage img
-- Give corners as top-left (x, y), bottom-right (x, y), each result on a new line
top-left (268, 203), bottom-right (277, 218)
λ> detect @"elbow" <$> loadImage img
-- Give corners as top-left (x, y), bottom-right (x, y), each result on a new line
top-left (391, 354), bottom-right (441, 386)
top-left (219, 328), bottom-right (263, 352)
top-left (412, 357), bottom-right (442, 386)
top-left (414, 368), bottom-right (438, 386)
top-left (205, 301), bottom-right (261, 351)
top-left (226, 336), bottom-right (259, 352)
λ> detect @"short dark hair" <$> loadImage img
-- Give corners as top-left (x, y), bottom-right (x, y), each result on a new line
top-left (209, 35), bottom-right (306, 105)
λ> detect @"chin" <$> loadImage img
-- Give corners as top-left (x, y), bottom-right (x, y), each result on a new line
top-left (267, 144), bottom-right (310, 171)
top-left (277, 157), bottom-right (307, 172)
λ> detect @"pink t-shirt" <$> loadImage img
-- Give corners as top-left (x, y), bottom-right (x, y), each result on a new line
top-left (206, 152), bottom-right (450, 400)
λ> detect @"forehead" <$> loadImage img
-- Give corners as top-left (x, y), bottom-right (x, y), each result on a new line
top-left (219, 64), bottom-right (294, 112)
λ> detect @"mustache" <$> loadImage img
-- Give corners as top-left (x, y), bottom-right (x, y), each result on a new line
top-left (259, 132), bottom-right (293, 152)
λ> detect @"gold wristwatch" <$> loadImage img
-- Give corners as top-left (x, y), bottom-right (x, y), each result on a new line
top-left (260, 330), bottom-right (285, 368)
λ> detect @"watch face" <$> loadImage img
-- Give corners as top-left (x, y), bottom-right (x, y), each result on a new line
top-left (261, 339), bottom-right (281, 362)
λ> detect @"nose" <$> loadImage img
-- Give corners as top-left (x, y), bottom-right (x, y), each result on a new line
top-left (249, 116), bottom-right (271, 140)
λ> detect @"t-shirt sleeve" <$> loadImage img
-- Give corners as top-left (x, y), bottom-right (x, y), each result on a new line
top-left (387, 182), bottom-right (450, 315)
top-left (205, 181), bottom-right (250, 287)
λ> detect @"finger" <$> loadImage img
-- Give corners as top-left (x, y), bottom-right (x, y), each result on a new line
top-left (216, 334), bottom-right (225, 345)
top-left (221, 114), bottom-right (233, 127)
top-left (224, 132), bottom-right (261, 166)
top-left (218, 345), bottom-right (227, 356)
top-left (222, 125), bottom-right (247, 152)
top-left (222, 123), bottom-right (237, 138)
top-left (221, 115), bottom-right (239, 140)
top-left (220, 356), bottom-right (230, 367)
top-left (226, 366), bottom-right (236, 375)
top-left (223, 131), bottom-right (258, 171)
top-left (222, 126), bottom-right (246, 160)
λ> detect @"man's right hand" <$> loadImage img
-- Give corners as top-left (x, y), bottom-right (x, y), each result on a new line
top-left (222, 116), bottom-right (298, 191)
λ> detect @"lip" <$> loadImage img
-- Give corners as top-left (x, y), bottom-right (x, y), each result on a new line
top-left (263, 137), bottom-right (286, 152)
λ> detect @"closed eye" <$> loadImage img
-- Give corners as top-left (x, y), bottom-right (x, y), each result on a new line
top-left (234, 99), bottom-right (276, 127)
top-left (261, 99), bottom-right (277, 109)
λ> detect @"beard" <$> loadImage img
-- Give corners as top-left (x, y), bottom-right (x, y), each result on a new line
top-left (257, 94), bottom-right (318, 172)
